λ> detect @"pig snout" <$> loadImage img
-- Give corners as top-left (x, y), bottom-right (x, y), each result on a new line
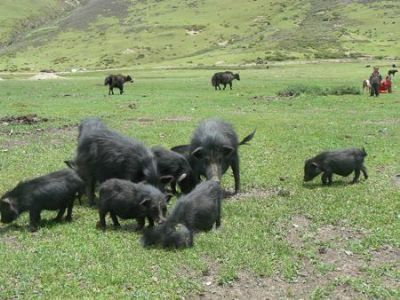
top-left (206, 163), bottom-right (222, 181)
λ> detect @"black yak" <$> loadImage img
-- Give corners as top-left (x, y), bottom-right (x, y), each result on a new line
top-left (104, 74), bottom-right (134, 95)
top-left (211, 71), bottom-right (240, 90)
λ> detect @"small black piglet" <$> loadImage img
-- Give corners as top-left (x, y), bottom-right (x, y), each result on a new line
top-left (304, 148), bottom-right (368, 185)
top-left (97, 179), bottom-right (171, 230)
top-left (0, 169), bottom-right (85, 232)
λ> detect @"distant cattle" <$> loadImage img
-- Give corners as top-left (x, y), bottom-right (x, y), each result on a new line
top-left (104, 74), bottom-right (133, 95)
top-left (388, 69), bottom-right (398, 77)
top-left (211, 71), bottom-right (240, 90)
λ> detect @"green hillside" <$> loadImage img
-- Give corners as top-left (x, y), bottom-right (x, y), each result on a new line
top-left (0, 0), bottom-right (399, 71)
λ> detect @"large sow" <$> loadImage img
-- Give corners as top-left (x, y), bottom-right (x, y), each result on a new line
top-left (172, 118), bottom-right (255, 194)
top-left (66, 119), bottom-right (159, 206)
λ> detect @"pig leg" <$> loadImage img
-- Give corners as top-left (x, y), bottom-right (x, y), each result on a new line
top-left (119, 87), bottom-right (123, 95)
top-left (147, 217), bottom-right (155, 228)
top-left (29, 209), bottom-right (41, 232)
top-left (352, 169), bottom-right (361, 184)
top-left (135, 217), bottom-right (145, 231)
top-left (86, 177), bottom-right (96, 206)
top-left (231, 156), bottom-right (240, 194)
top-left (97, 210), bottom-right (107, 229)
top-left (223, 83), bottom-right (227, 90)
top-left (216, 199), bottom-right (221, 229)
top-left (171, 181), bottom-right (177, 194)
top-left (54, 206), bottom-right (67, 222)
top-left (229, 82), bottom-right (232, 90)
top-left (110, 212), bottom-right (120, 228)
top-left (321, 172), bottom-right (331, 185)
top-left (361, 165), bottom-right (368, 179)
top-left (65, 199), bottom-right (74, 222)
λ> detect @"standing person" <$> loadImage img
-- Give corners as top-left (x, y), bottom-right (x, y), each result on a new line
top-left (369, 67), bottom-right (382, 97)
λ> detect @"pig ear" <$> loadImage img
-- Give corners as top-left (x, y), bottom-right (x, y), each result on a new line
top-left (0, 198), bottom-right (11, 208)
top-left (191, 147), bottom-right (204, 160)
top-left (177, 173), bottom-right (187, 182)
top-left (223, 146), bottom-right (235, 157)
top-left (64, 160), bottom-right (77, 171)
top-left (139, 198), bottom-right (151, 207)
top-left (160, 175), bottom-right (174, 184)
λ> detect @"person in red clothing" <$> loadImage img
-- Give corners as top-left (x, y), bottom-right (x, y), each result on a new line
top-left (379, 74), bottom-right (392, 93)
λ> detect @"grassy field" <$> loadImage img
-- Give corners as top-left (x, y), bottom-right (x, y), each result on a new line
top-left (0, 62), bottom-right (399, 299)
top-left (1, 0), bottom-right (400, 71)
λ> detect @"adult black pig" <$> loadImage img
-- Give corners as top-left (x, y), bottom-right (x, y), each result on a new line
top-left (97, 179), bottom-right (170, 230)
top-left (303, 148), bottom-right (368, 185)
top-left (172, 119), bottom-right (256, 194)
top-left (66, 120), bottom-right (160, 206)
top-left (77, 117), bottom-right (106, 140)
top-left (0, 169), bottom-right (85, 232)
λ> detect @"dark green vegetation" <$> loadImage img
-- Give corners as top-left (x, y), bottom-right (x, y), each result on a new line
top-left (0, 62), bottom-right (399, 298)
top-left (1, 0), bottom-right (400, 71)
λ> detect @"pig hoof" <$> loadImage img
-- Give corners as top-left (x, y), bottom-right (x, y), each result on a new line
top-left (96, 222), bottom-right (106, 230)
top-left (65, 216), bottom-right (72, 222)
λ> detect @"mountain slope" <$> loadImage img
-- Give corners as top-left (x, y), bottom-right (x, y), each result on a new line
top-left (0, 0), bottom-right (399, 71)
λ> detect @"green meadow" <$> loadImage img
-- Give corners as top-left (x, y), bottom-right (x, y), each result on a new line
top-left (0, 62), bottom-right (399, 298)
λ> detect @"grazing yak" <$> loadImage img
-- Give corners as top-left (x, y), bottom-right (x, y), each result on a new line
top-left (104, 74), bottom-right (133, 95)
top-left (388, 69), bottom-right (398, 77)
top-left (211, 71), bottom-right (240, 90)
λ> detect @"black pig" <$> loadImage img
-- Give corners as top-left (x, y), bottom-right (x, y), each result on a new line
top-left (66, 120), bottom-right (160, 206)
top-left (151, 146), bottom-right (197, 194)
top-left (304, 148), bottom-right (368, 185)
top-left (142, 223), bottom-right (193, 249)
top-left (97, 179), bottom-right (170, 230)
top-left (0, 169), bottom-right (85, 232)
top-left (77, 117), bottom-right (106, 140)
top-left (172, 119), bottom-right (255, 194)
top-left (141, 180), bottom-right (223, 249)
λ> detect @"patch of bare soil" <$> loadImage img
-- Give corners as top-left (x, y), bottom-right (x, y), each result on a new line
top-left (229, 187), bottom-right (291, 201)
top-left (362, 119), bottom-right (400, 125)
top-left (392, 174), bottom-right (400, 186)
top-left (0, 124), bottom-right (77, 150)
top-left (28, 73), bottom-right (65, 80)
top-left (0, 114), bottom-right (48, 125)
top-left (162, 116), bottom-right (193, 122)
top-left (192, 217), bottom-right (398, 299)
top-left (0, 236), bottom-right (21, 250)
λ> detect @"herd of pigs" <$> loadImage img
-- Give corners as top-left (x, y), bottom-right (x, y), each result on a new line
top-left (0, 80), bottom-right (369, 249)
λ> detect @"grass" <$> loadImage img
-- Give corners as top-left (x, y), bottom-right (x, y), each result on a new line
top-left (0, 61), bottom-right (399, 298)
top-left (0, 0), bottom-right (400, 70)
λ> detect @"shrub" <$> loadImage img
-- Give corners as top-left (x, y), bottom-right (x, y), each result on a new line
top-left (277, 84), bottom-right (360, 97)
